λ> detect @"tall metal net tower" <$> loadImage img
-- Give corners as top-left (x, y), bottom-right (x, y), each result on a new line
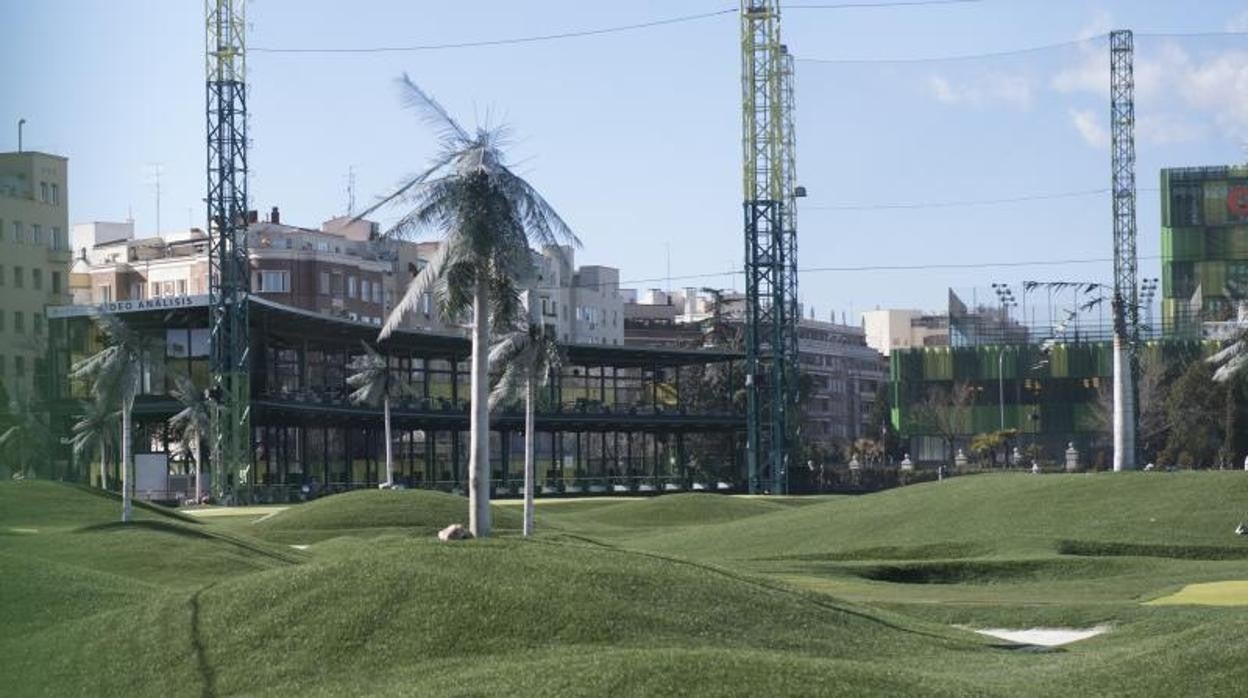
top-left (741, 1), bottom-right (798, 493)
top-left (1110, 29), bottom-right (1138, 471)
top-left (206, 0), bottom-right (251, 495)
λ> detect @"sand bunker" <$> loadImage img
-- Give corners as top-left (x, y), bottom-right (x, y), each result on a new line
top-left (973, 626), bottom-right (1110, 646)
top-left (1147, 581), bottom-right (1248, 606)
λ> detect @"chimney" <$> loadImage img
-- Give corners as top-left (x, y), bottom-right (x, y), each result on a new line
top-left (247, 210), bottom-right (259, 224)
top-left (270, 206), bottom-right (280, 224)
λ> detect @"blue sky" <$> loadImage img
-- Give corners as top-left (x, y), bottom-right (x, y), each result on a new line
top-left (4, 1), bottom-right (1247, 319)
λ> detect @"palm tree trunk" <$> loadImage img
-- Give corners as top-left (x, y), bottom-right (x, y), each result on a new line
top-left (195, 437), bottom-right (203, 503)
top-left (383, 394), bottom-right (394, 486)
top-left (99, 441), bottom-right (108, 490)
top-left (469, 275), bottom-right (492, 537)
top-left (121, 395), bottom-right (133, 522)
top-left (1112, 334), bottom-right (1136, 472)
top-left (524, 377), bottom-right (535, 537)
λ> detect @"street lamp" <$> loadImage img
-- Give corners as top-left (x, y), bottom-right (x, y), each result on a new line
top-left (998, 347), bottom-right (1006, 430)
top-left (1139, 277), bottom-right (1159, 338)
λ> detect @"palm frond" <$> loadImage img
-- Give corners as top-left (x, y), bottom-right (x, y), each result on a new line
top-left (353, 157), bottom-right (459, 227)
top-left (379, 238), bottom-right (456, 341)
top-left (396, 73), bottom-right (470, 146)
top-left (493, 168), bottom-right (581, 250)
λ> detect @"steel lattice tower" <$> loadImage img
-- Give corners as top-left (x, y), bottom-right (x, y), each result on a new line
top-left (741, 1), bottom-right (797, 493)
top-left (207, 0), bottom-right (251, 495)
top-left (1110, 30), bottom-right (1138, 471)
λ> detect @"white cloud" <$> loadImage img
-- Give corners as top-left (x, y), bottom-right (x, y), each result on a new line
top-left (1053, 39), bottom-right (1248, 141)
top-left (923, 73), bottom-right (1034, 110)
top-left (1227, 9), bottom-right (1248, 32)
top-left (1069, 108), bottom-right (1109, 148)
top-left (1077, 9), bottom-right (1114, 41)
top-left (1175, 49), bottom-right (1248, 134)
top-left (1138, 113), bottom-right (1204, 145)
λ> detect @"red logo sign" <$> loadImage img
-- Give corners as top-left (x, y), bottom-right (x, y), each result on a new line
top-left (1228, 186), bottom-right (1248, 218)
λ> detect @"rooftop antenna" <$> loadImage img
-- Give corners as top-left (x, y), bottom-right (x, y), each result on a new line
top-left (146, 163), bottom-right (164, 235)
top-left (17, 118), bottom-right (26, 152)
top-left (665, 242), bottom-right (671, 295)
top-left (347, 165), bottom-right (356, 216)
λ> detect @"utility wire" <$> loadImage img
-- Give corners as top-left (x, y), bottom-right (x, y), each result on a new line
top-left (806, 187), bottom-right (1109, 211)
top-left (787, 0), bottom-right (981, 9)
top-left (252, 1), bottom-right (991, 55)
top-left (526, 256), bottom-right (1161, 292)
top-left (251, 8), bottom-right (737, 54)
top-left (798, 34), bottom-right (1104, 64)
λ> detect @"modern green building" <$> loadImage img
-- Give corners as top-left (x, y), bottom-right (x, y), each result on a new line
top-left (890, 340), bottom-right (1209, 466)
top-left (1160, 165), bottom-right (1248, 335)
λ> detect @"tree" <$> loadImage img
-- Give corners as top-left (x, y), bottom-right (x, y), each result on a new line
top-left (360, 76), bottom-right (580, 537)
top-left (912, 382), bottom-right (975, 462)
top-left (347, 341), bottom-right (412, 487)
top-left (1160, 360), bottom-right (1225, 468)
top-left (489, 318), bottom-right (562, 537)
top-left (70, 399), bottom-right (118, 490)
top-left (169, 373), bottom-right (212, 502)
top-left (1088, 351), bottom-right (1171, 464)
top-left (969, 429), bottom-right (1018, 468)
top-left (0, 393), bottom-right (53, 479)
top-left (70, 313), bottom-right (143, 522)
top-left (866, 382), bottom-right (901, 462)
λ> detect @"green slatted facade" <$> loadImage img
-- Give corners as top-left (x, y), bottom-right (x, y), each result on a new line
top-left (1160, 166), bottom-right (1248, 334)
top-left (890, 340), bottom-right (1210, 463)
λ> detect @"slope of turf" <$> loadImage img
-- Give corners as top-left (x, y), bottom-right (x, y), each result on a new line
top-left (629, 473), bottom-right (1248, 561)
top-left (0, 483), bottom-right (301, 594)
top-left (545, 492), bottom-right (792, 530)
top-left (9, 473), bottom-right (1248, 695)
top-left (1147, 580), bottom-right (1248, 606)
top-left (0, 480), bottom-right (195, 531)
top-left (252, 488), bottom-right (523, 542)
top-left (0, 537), bottom-right (987, 696)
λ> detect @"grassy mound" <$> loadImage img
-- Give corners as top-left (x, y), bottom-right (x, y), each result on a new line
top-left (254, 489), bottom-right (522, 541)
top-left (630, 473), bottom-right (1248, 562)
top-left (549, 492), bottom-right (790, 530)
top-left (0, 482), bottom-right (300, 596)
top-left (0, 480), bottom-right (194, 531)
top-left (0, 538), bottom-right (978, 696)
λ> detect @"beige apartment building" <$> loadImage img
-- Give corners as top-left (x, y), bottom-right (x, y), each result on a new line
top-left (0, 151), bottom-right (72, 397)
top-left (71, 211), bottom-right (390, 327)
top-left (69, 210), bottom-right (625, 345)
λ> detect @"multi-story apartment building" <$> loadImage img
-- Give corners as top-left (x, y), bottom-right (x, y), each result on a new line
top-left (530, 245), bottom-right (624, 345)
top-left (69, 212), bottom-right (626, 345)
top-left (70, 211), bottom-right (389, 327)
top-left (862, 308), bottom-right (950, 357)
top-left (797, 318), bottom-right (888, 449)
top-left (622, 288), bottom-right (887, 453)
top-left (0, 150), bottom-right (72, 396)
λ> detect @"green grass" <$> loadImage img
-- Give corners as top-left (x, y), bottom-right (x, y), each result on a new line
top-left (5, 475), bottom-right (1248, 695)
top-left (1147, 580), bottom-right (1248, 606)
top-left (248, 488), bottom-right (523, 543)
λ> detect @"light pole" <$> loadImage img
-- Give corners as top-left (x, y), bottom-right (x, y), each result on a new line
top-left (998, 348), bottom-right (1006, 431)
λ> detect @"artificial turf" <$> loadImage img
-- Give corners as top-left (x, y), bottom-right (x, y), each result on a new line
top-left (3, 474), bottom-right (1248, 696)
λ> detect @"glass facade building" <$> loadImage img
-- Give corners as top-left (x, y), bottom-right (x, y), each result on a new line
top-left (46, 296), bottom-right (744, 501)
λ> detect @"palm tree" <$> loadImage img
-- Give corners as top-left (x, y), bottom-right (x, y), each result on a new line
top-left (347, 341), bottom-right (411, 487)
top-left (0, 394), bottom-right (52, 479)
top-left (358, 75), bottom-right (579, 537)
top-left (69, 399), bottom-right (118, 490)
top-left (489, 316), bottom-right (562, 537)
top-left (169, 373), bottom-right (212, 503)
top-left (70, 313), bottom-right (143, 522)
